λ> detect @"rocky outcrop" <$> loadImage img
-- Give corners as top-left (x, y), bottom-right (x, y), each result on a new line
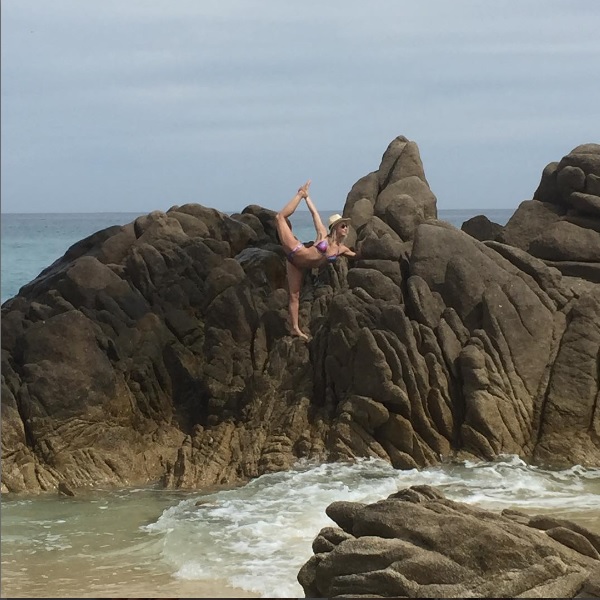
top-left (344, 136), bottom-right (436, 244)
top-left (2, 135), bottom-right (599, 494)
top-left (464, 144), bottom-right (600, 283)
top-left (298, 485), bottom-right (600, 598)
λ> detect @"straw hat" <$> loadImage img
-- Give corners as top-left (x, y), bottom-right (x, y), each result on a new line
top-left (328, 214), bottom-right (351, 230)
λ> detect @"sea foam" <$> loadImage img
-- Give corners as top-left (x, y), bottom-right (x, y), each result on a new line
top-left (143, 456), bottom-right (600, 597)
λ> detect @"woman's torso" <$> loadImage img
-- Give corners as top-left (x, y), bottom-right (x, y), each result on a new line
top-left (292, 238), bottom-right (340, 268)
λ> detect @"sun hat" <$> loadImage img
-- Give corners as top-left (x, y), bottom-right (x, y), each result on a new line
top-left (328, 214), bottom-right (351, 230)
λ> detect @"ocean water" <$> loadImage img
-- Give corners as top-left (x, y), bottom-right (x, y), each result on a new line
top-left (0, 208), bottom-right (513, 304)
top-left (1, 457), bottom-right (599, 598)
top-left (10, 207), bottom-right (599, 598)
top-left (1, 212), bottom-right (141, 305)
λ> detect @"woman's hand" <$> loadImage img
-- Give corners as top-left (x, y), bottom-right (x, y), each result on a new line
top-left (298, 180), bottom-right (311, 198)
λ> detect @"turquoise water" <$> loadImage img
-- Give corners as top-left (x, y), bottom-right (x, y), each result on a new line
top-left (0, 209), bottom-right (513, 304)
top-left (1, 212), bottom-right (141, 304)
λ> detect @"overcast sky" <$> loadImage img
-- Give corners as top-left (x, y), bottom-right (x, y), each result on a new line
top-left (2, 1), bottom-right (599, 214)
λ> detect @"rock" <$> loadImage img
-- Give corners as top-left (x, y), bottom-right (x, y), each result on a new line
top-left (533, 161), bottom-right (559, 204)
top-left (542, 260), bottom-right (600, 283)
top-left (347, 268), bottom-right (402, 302)
top-left (461, 214), bottom-right (503, 242)
top-left (345, 136), bottom-right (437, 244)
top-left (528, 221), bottom-right (600, 262)
top-left (377, 137), bottom-right (429, 189)
top-left (557, 165), bottom-right (586, 196)
top-left (533, 291), bottom-right (600, 467)
top-left (235, 246), bottom-right (287, 291)
top-left (569, 191), bottom-right (600, 217)
top-left (344, 172), bottom-right (379, 218)
top-left (499, 144), bottom-right (600, 286)
top-left (498, 199), bottom-right (564, 252)
top-left (298, 486), bottom-right (600, 598)
top-left (58, 482), bottom-right (75, 497)
top-left (2, 136), bottom-right (599, 495)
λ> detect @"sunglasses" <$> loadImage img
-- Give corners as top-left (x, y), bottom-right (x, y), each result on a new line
top-left (339, 223), bottom-right (348, 229)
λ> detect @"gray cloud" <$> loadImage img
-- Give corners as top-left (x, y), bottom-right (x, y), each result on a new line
top-left (2, 0), bottom-right (599, 213)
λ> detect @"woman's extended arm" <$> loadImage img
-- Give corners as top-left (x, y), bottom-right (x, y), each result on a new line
top-left (305, 195), bottom-right (328, 239)
top-left (340, 245), bottom-right (360, 259)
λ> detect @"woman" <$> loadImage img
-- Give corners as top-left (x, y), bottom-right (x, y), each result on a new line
top-left (275, 180), bottom-right (358, 339)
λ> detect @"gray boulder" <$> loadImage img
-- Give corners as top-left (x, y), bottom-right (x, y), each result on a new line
top-left (298, 485), bottom-right (600, 598)
top-left (461, 214), bottom-right (503, 242)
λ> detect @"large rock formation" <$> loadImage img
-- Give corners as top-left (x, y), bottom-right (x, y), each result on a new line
top-left (2, 135), bottom-right (599, 494)
top-left (298, 485), bottom-right (600, 598)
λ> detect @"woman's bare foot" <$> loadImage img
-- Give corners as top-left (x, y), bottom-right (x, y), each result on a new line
top-left (298, 180), bottom-right (311, 198)
top-left (291, 327), bottom-right (309, 340)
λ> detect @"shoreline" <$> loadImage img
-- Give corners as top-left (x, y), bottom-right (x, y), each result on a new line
top-left (2, 459), bottom-right (598, 599)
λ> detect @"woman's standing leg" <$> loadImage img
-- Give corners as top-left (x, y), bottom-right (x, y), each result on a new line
top-left (286, 260), bottom-right (308, 339)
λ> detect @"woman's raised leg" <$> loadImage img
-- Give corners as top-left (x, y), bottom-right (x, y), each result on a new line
top-left (275, 181), bottom-right (311, 251)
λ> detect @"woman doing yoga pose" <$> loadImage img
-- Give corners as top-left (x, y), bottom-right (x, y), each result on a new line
top-left (275, 180), bottom-right (358, 339)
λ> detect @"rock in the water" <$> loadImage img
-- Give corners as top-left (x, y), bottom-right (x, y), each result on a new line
top-left (298, 485), bottom-right (600, 598)
top-left (58, 482), bottom-right (75, 497)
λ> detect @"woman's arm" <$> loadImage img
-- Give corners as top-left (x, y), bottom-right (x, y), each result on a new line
top-left (340, 245), bottom-right (360, 259)
top-left (305, 195), bottom-right (328, 239)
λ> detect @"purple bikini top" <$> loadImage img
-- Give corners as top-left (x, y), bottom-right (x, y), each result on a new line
top-left (315, 239), bottom-right (339, 262)
top-left (315, 239), bottom-right (328, 254)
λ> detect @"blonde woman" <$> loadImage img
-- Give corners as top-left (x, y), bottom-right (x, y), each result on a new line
top-left (275, 180), bottom-right (358, 339)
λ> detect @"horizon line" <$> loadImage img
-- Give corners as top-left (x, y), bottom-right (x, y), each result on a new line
top-left (0, 207), bottom-right (518, 216)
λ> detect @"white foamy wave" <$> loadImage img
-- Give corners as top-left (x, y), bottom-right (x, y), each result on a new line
top-left (38, 533), bottom-right (73, 552)
top-left (142, 457), bottom-right (600, 598)
top-left (435, 455), bottom-right (600, 511)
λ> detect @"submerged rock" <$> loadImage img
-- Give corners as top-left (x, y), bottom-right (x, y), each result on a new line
top-left (1, 135), bottom-right (599, 494)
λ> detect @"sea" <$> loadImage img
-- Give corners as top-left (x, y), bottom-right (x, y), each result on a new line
top-left (2, 208), bottom-right (599, 599)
